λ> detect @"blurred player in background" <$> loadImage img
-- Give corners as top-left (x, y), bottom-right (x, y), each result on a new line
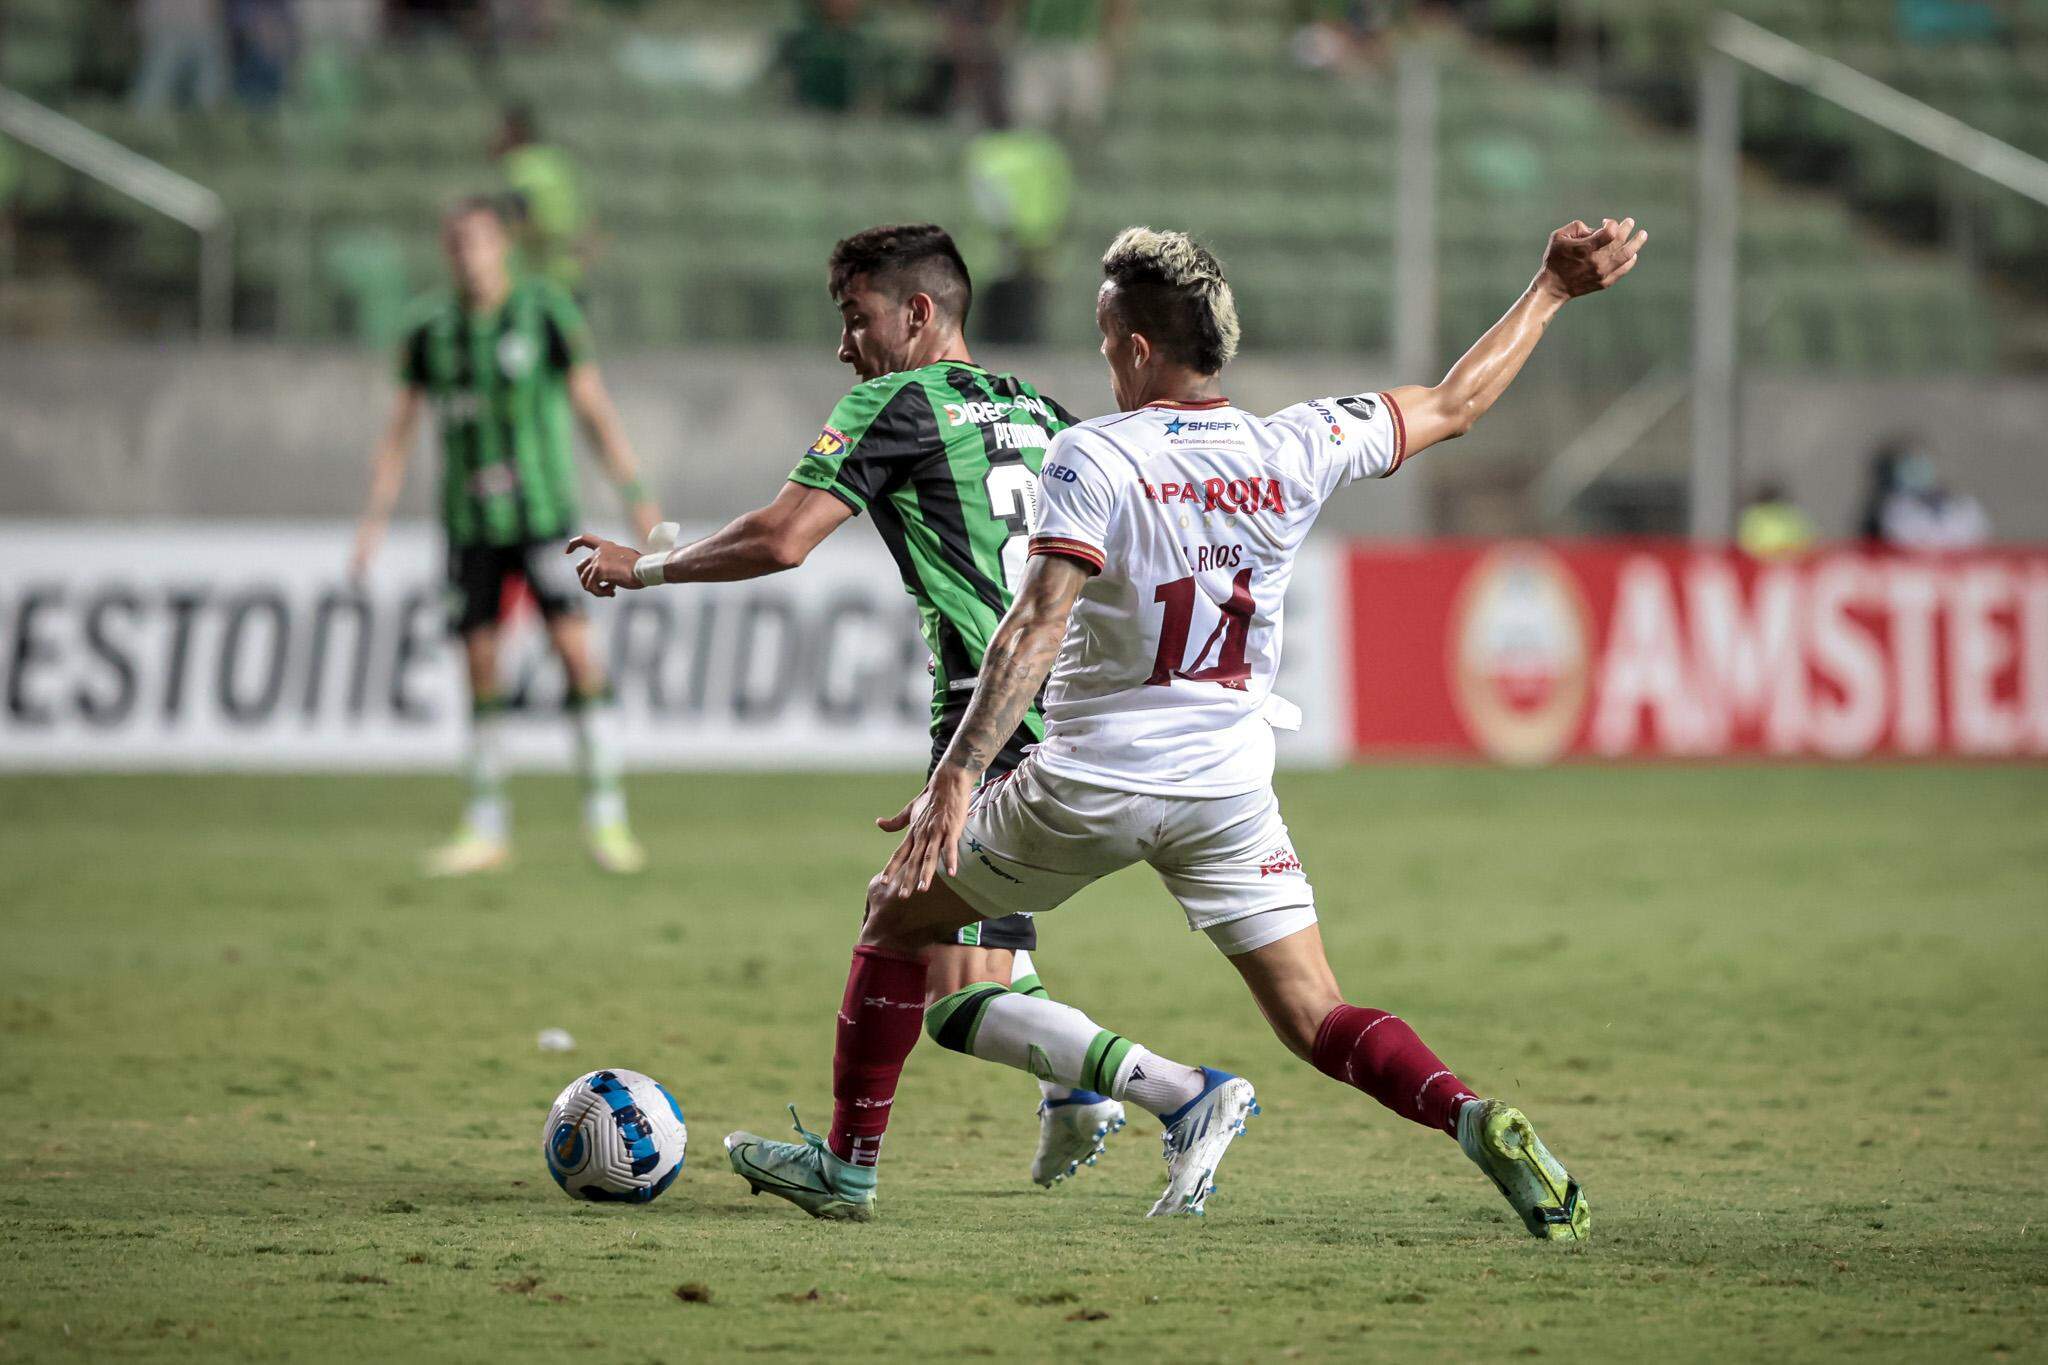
top-left (568, 224), bottom-right (1131, 1186)
top-left (351, 196), bottom-right (660, 877)
top-left (724, 216), bottom-right (1644, 1229)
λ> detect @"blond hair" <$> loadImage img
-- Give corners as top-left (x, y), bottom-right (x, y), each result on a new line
top-left (1100, 226), bottom-right (1240, 372)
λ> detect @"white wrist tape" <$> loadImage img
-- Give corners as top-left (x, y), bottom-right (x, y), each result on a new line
top-left (634, 551), bottom-right (669, 587)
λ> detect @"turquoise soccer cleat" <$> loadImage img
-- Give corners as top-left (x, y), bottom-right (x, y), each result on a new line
top-left (724, 1107), bottom-right (877, 1222)
top-left (1032, 1092), bottom-right (1127, 1188)
top-left (1456, 1099), bottom-right (1589, 1242)
top-left (1148, 1069), bottom-right (1258, 1218)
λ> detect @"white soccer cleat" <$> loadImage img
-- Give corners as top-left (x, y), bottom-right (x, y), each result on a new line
top-left (1031, 1093), bottom-right (1127, 1188)
top-left (1147, 1068), bottom-right (1258, 1218)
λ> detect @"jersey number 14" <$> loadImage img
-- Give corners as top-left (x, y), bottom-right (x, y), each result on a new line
top-left (1147, 569), bottom-right (1256, 690)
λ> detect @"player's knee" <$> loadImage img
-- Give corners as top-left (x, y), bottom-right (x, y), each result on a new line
top-left (923, 981), bottom-right (1008, 1053)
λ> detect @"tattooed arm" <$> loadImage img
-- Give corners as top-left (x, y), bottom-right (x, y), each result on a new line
top-left (876, 553), bottom-right (1094, 898)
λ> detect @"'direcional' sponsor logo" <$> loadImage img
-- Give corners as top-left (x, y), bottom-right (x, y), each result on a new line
top-left (1449, 545), bottom-right (1593, 766)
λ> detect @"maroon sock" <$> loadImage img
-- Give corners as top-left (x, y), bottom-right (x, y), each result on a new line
top-left (827, 945), bottom-right (930, 1166)
top-left (1310, 1004), bottom-right (1477, 1137)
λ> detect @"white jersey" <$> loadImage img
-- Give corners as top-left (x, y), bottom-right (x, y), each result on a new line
top-left (1026, 392), bottom-right (1409, 795)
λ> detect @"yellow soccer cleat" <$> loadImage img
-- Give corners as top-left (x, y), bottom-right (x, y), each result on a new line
top-left (1457, 1099), bottom-right (1590, 1242)
top-left (587, 822), bottom-right (647, 875)
top-left (423, 829), bottom-right (510, 878)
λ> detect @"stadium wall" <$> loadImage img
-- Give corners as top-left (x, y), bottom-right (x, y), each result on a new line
top-left (4, 343), bottom-right (2042, 540)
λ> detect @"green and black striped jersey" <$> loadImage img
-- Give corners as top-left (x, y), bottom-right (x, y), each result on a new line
top-left (789, 361), bottom-right (1078, 740)
top-left (399, 278), bottom-right (590, 548)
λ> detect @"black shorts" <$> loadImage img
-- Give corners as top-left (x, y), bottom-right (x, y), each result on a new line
top-left (446, 539), bottom-right (585, 635)
top-left (929, 707), bottom-right (1042, 953)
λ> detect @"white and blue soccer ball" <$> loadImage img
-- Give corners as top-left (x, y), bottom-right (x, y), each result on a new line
top-left (542, 1068), bottom-right (687, 1203)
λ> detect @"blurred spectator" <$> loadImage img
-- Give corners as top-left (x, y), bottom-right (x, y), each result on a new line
top-left (227, 0), bottom-right (298, 109)
top-left (1737, 480), bottom-right (1816, 560)
top-left (929, 0), bottom-right (1007, 126)
top-left (130, 0), bottom-right (230, 114)
top-left (493, 105), bottom-right (590, 292)
top-left (1860, 441), bottom-right (1991, 550)
top-left (962, 119), bottom-right (1073, 342)
top-left (773, 0), bottom-right (877, 114)
top-left (1011, 0), bottom-right (1126, 132)
top-left (1290, 0), bottom-right (1393, 76)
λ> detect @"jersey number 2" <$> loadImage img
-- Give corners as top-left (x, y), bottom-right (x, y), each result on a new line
top-left (984, 462), bottom-right (1039, 589)
top-left (1147, 569), bottom-right (1256, 690)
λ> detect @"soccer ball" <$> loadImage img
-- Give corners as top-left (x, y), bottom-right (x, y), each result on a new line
top-left (542, 1068), bottom-right (687, 1203)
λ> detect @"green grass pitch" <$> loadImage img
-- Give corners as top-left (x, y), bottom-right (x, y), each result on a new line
top-left (2, 766), bottom-right (2044, 1362)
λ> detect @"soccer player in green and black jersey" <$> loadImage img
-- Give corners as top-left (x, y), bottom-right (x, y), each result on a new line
top-left (568, 224), bottom-right (1130, 1186)
top-left (352, 197), bottom-right (661, 878)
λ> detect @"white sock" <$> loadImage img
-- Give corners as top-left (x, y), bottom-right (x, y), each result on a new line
top-left (570, 695), bottom-right (626, 829)
top-left (464, 706), bottom-right (508, 842)
top-left (1111, 1046), bottom-right (1207, 1119)
top-left (936, 990), bottom-right (1205, 1118)
top-left (1007, 951), bottom-right (1072, 1102)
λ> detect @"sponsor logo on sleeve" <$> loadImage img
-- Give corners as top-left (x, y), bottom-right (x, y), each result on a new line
top-left (1305, 400), bottom-right (1343, 444)
top-left (808, 425), bottom-right (849, 458)
top-left (1337, 394), bottom-right (1378, 422)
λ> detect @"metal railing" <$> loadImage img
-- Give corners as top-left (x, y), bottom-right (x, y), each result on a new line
top-left (0, 85), bottom-right (233, 337)
top-left (1688, 13), bottom-right (2048, 540)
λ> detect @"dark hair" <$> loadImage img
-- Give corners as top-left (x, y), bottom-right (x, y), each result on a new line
top-left (1099, 226), bottom-right (1241, 374)
top-left (828, 224), bottom-right (972, 324)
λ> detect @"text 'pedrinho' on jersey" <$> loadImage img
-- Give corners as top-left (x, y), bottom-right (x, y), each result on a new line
top-left (1025, 392), bottom-right (1409, 796)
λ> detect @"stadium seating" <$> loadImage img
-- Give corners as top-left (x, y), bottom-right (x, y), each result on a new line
top-left (0, 0), bottom-right (2037, 374)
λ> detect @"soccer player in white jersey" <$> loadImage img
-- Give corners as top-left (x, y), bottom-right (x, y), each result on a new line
top-left (725, 216), bottom-right (1645, 1231)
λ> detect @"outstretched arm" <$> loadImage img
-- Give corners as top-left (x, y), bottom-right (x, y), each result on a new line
top-left (876, 553), bottom-right (1093, 898)
top-left (567, 480), bottom-right (854, 595)
top-left (566, 362), bottom-right (661, 540)
top-left (349, 388), bottom-right (426, 578)
top-left (1387, 216), bottom-right (1647, 458)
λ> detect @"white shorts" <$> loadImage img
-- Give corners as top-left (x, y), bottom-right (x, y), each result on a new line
top-left (942, 756), bottom-right (1318, 957)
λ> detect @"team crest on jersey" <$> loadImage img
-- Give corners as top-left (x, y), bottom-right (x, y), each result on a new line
top-left (496, 332), bottom-right (537, 379)
top-left (808, 425), bottom-right (849, 458)
top-left (1337, 394), bottom-right (1378, 422)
